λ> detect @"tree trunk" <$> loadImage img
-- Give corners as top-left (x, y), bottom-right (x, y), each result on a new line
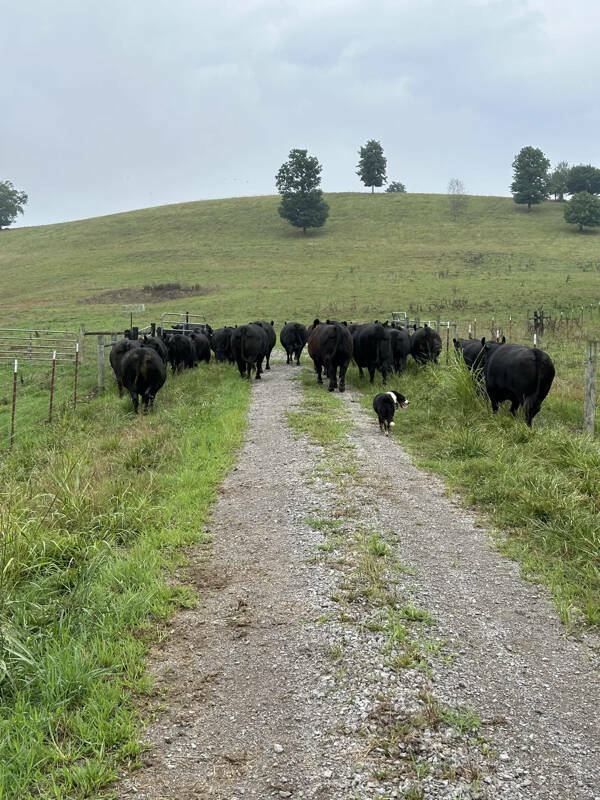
top-left (371, 186), bottom-right (374, 194)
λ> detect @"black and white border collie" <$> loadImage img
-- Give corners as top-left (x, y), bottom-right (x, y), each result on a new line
top-left (372, 391), bottom-right (409, 436)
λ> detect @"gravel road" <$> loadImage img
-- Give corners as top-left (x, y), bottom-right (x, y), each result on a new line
top-left (117, 362), bottom-right (600, 800)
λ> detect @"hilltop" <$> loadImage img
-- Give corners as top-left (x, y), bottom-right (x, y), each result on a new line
top-left (1, 193), bottom-right (599, 330)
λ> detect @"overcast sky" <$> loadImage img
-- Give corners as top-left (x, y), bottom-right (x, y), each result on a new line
top-left (2, 0), bottom-right (599, 227)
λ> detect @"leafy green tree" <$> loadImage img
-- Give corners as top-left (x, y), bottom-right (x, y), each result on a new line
top-left (275, 149), bottom-right (329, 234)
top-left (564, 191), bottom-right (600, 232)
top-left (510, 146), bottom-right (550, 210)
top-left (385, 181), bottom-right (406, 193)
top-left (548, 161), bottom-right (570, 201)
top-left (0, 180), bottom-right (28, 229)
top-left (357, 139), bottom-right (387, 193)
top-left (566, 164), bottom-right (600, 196)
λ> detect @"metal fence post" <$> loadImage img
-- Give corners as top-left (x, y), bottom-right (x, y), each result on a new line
top-left (10, 359), bottom-right (17, 449)
top-left (74, 343), bottom-right (80, 407)
top-left (48, 351), bottom-right (56, 422)
top-left (583, 341), bottom-right (597, 436)
top-left (97, 335), bottom-right (105, 392)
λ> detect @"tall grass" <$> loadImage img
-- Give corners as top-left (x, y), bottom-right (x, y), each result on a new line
top-left (349, 358), bottom-right (600, 628)
top-left (0, 364), bottom-right (250, 799)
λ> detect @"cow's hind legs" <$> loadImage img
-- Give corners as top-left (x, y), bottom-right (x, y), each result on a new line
top-left (327, 364), bottom-right (337, 392)
top-left (338, 362), bottom-right (349, 392)
top-left (129, 391), bottom-right (139, 414)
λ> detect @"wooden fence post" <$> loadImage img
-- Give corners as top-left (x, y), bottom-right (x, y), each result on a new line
top-left (79, 324), bottom-right (85, 364)
top-left (97, 335), bottom-right (105, 393)
top-left (583, 341), bottom-right (597, 435)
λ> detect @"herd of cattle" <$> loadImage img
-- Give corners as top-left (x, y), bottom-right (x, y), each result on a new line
top-left (108, 318), bottom-right (555, 426)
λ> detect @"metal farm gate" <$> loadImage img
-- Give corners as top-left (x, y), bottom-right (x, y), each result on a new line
top-left (0, 328), bottom-right (82, 450)
top-left (159, 312), bottom-right (207, 333)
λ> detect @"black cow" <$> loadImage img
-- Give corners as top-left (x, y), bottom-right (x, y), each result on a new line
top-left (141, 335), bottom-right (168, 364)
top-left (347, 322), bottom-right (364, 336)
top-left (109, 338), bottom-right (141, 397)
top-left (411, 325), bottom-right (442, 365)
top-left (280, 322), bottom-right (308, 365)
top-left (212, 326), bottom-right (235, 363)
top-left (190, 332), bottom-right (211, 364)
top-left (120, 346), bottom-right (166, 413)
top-left (250, 321), bottom-right (276, 369)
top-left (164, 333), bottom-right (195, 373)
top-left (481, 341), bottom-right (555, 426)
top-left (453, 337), bottom-right (486, 371)
top-left (231, 323), bottom-right (269, 380)
top-left (307, 319), bottom-right (353, 392)
top-left (173, 322), bottom-right (213, 342)
top-left (389, 325), bottom-right (411, 374)
top-left (373, 390), bottom-right (409, 436)
top-left (353, 323), bottom-right (393, 384)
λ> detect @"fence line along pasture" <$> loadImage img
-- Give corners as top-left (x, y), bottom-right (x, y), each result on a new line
top-left (1, 308), bottom-right (598, 453)
top-left (0, 328), bottom-right (99, 452)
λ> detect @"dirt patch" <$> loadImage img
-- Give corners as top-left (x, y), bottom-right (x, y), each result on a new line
top-left (84, 283), bottom-right (215, 304)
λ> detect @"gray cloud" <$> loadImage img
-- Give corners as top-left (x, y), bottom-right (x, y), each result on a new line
top-left (2, 0), bottom-right (599, 226)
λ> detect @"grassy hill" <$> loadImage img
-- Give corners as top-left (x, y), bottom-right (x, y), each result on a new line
top-left (1, 193), bottom-right (599, 331)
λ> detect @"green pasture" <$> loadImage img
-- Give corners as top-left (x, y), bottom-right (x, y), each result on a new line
top-left (1, 193), bottom-right (599, 332)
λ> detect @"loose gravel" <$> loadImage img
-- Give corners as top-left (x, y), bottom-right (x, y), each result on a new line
top-left (116, 362), bottom-right (600, 800)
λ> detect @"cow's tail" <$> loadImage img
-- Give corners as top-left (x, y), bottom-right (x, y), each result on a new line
top-left (375, 326), bottom-right (382, 366)
top-left (533, 347), bottom-right (543, 399)
top-left (523, 347), bottom-right (544, 422)
top-left (240, 327), bottom-right (248, 363)
top-left (329, 322), bottom-right (343, 362)
top-left (243, 327), bottom-right (259, 365)
top-left (292, 327), bottom-right (304, 351)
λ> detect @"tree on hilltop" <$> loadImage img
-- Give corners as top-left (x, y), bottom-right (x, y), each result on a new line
top-left (510, 146), bottom-right (550, 210)
top-left (357, 139), bottom-right (387, 193)
top-left (564, 192), bottom-right (600, 232)
top-left (385, 181), bottom-right (406, 193)
top-left (447, 177), bottom-right (468, 220)
top-left (0, 180), bottom-right (28, 229)
top-left (275, 149), bottom-right (329, 234)
top-left (566, 164), bottom-right (600, 196)
top-left (549, 161), bottom-right (570, 201)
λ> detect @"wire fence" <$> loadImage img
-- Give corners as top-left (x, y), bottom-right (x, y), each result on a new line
top-left (0, 308), bottom-right (597, 452)
top-left (0, 329), bottom-right (98, 453)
